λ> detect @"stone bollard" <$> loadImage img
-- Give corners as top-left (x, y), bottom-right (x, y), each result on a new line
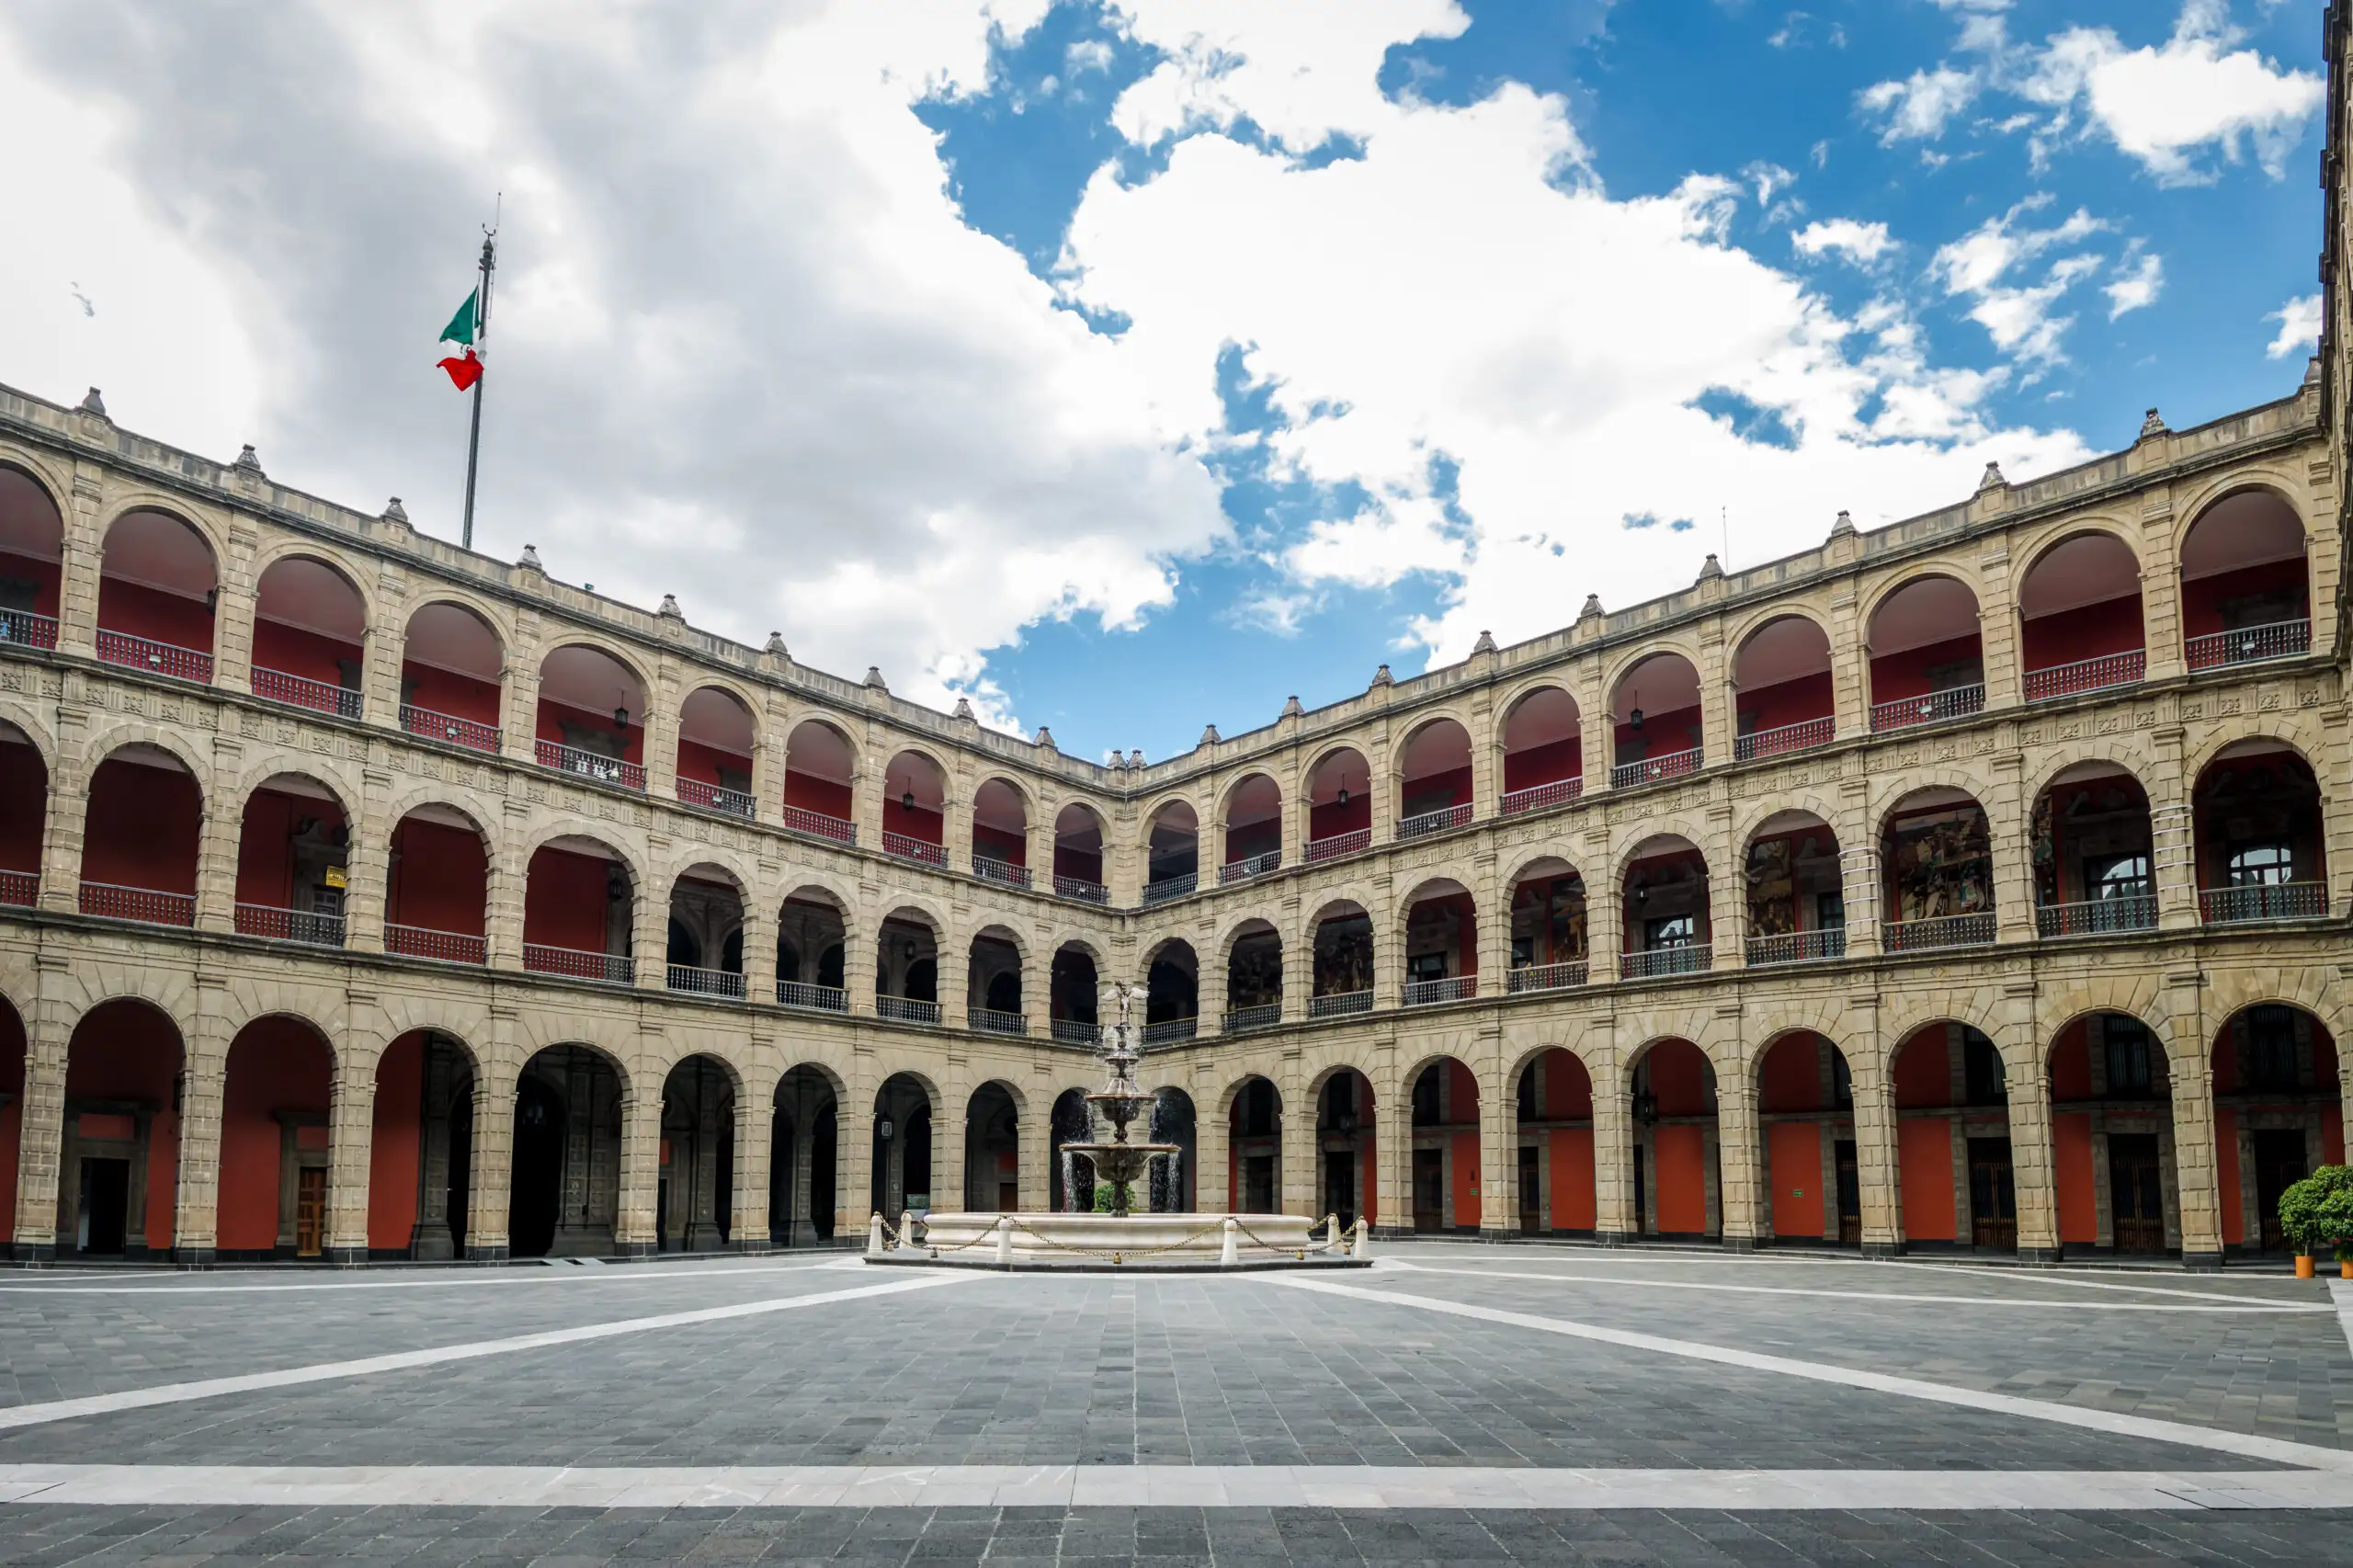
top-left (1352, 1216), bottom-right (1370, 1258)
top-left (867, 1212), bottom-right (886, 1257)
top-left (1220, 1216), bottom-right (1239, 1267)
top-left (996, 1215), bottom-right (1014, 1267)
top-left (1324, 1214), bottom-right (1339, 1252)
top-left (903, 1210), bottom-right (919, 1249)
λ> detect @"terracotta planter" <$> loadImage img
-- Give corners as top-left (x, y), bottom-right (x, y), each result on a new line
top-left (2341, 1260), bottom-right (2351, 1279)
top-left (2296, 1255), bottom-right (2316, 1278)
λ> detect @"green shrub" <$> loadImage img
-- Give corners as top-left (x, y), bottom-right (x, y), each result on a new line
top-left (2277, 1165), bottom-right (2353, 1260)
top-left (1090, 1181), bottom-right (1136, 1213)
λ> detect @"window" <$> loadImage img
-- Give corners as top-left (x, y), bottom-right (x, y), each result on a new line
top-left (2089, 854), bottom-right (2151, 900)
top-left (1510, 933), bottom-right (1535, 968)
top-left (1413, 1068), bottom-right (1441, 1126)
top-left (2103, 1019), bottom-right (2154, 1096)
top-left (2228, 842), bottom-right (2295, 887)
top-left (1407, 950), bottom-right (1449, 983)
top-left (1644, 914), bottom-right (1696, 950)
top-left (2245, 1006), bottom-right (2300, 1092)
top-left (1815, 892), bottom-right (1846, 929)
top-left (1963, 1032), bottom-right (2006, 1105)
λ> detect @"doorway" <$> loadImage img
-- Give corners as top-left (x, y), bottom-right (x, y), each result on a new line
top-left (1412, 1148), bottom-right (1445, 1231)
top-left (508, 1076), bottom-right (565, 1257)
top-left (1325, 1150), bottom-right (1356, 1229)
top-left (1243, 1153), bottom-right (1276, 1213)
top-left (1968, 1138), bottom-right (2017, 1249)
top-left (2253, 1129), bottom-right (2310, 1252)
top-left (294, 1166), bottom-right (326, 1257)
top-left (1834, 1141), bottom-right (1860, 1246)
top-left (1518, 1146), bottom-right (1542, 1234)
top-left (2108, 1133), bottom-right (2165, 1254)
top-left (77, 1157), bottom-right (130, 1256)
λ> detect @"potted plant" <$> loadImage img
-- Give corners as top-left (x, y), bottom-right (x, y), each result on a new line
top-left (2278, 1166), bottom-right (2353, 1278)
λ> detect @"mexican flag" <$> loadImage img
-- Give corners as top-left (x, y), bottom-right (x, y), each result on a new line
top-left (436, 290), bottom-right (483, 391)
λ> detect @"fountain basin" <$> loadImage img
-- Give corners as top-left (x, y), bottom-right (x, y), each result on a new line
top-left (870, 1211), bottom-right (1369, 1271)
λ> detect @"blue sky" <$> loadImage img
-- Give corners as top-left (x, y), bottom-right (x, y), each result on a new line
top-left (0, 0), bottom-right (2327, 763)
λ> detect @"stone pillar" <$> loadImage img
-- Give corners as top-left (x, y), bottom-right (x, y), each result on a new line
top-left (1020, 1089), bottom-right (1052, 1215)
top-left (192, 795), bottom-right (241, 935)
top-left (1839, 842), bottom-right (1882, 960)
top-left (54, 532), bottom-right (100, 658)
top-left (1199, 935), bottom-right (1229, 1034)
top-left (501, 651), bottom-right (542, 767)
top-left (1585, 857), bottom-right (1622, 985)
top-left (748, 735), bottom-right (777, 824)
top-left (1977, 541), bottom-right (2020, 710)
top-left (2165, 981), bottom-right (2222, 1269)
top-left (2002, 1017), bottom-right (2060, 1263)
top-left (1381, 1084), bottom-right (1414, 1235)
top-left (644, 667), bottom-right (681, 801)
top-left (742, 902), bottom-right (779, 1007)
top-left (1480, 1050), bottom-right (1516, 1236)
top-left (1476, 858), bottom-right (1508, 994)
top-left (1987, 753), bottom-right (2034, 943)
top-left (1698, 631), bottom-right (1732, 771)
top-left (410, 1036), bottom-right (461, 1260)
top-left (1592, 1045), bottom-right (1635, 1242)
top-left (2138, 511), bottom-right (2186, 682)
top-left (1707, 806), bottom-right (1743, 970)
top-left (1828, 589), bottom-right (1868, 739)
top-left (733, 1065), bottom-right (777, 1250)
top-left (934, 1081), bottom-right (968, 1212)
top-left (324, 1040), bottom-right (376, 1265)
top-left (632, 875), bottom-right (668, 994)
top-left (37, 732), bottom-right (87, 915)
top-left (211, 580), bottom-right (257, 696)
top-left (485, 829), bottom-right (528, 970)
top-left (8, 960), bottom-right (74, 1260)
top-left (1714, 1060), bottom-right (1763, 1250)
top-left (364, 609), bottom-right (406, 729)
top-left (170, 998), bottom-right (232, 1266)
top-left (1279, 1073), bottom-right (1315, 1216)
top-left (616, 1079), bottom-right (662, 1257)
top-left (2149, 723), bottom-right (2197, 930)
top-left (838, 1089), bottom-right (876, 1236)
top-left (1020, 943), bottom-right (1049, 1038)
top-left (944, 784), bottom-right (974, 879)
top-left (844, 916), bottom-right (880, 1017)
top-left (465, 1070), bottom-right (515, 1261)
top-left (1851, 1055), bottom-right (1903, 1256)
top-left (938, 917), bottom-right (970, 1032)
top-left (1367, 730), bottom-right (1399, 846)
top-left (1195, 1082), bottom-right (1231, 1213)
top-left (1027, 810), bottom-right (1054, 892)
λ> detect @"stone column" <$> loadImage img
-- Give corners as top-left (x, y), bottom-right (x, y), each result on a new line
top-left (1698, 631), bottom-right (1733, 771)
top-left (742, 903), bottom-right (779, 1007)
top-left (944, 785), bottom-right (974, 879)
top-left (934, 1081), bottom-right (968, 1212)
top-left (616, 1080), bottom-right (662, 1257)
top-left (1194, 1082), bottom-right (1231, 1213)
top-left (192, 795), bottom-right (241, 935)
top-left (2165, 980), bottom-right (2222, 1269)
top-left (364, 609), bottom-right (406, 729)
top-left (2149, 723), bottom-right (2197, 930)
top-left (1707, 805), bottom-right (1743, 970)
top-left (485, 821), bottom-right (529, 969)
top-left (8, 959), bottom-right (74, 1260)
top-left (1585, 858), bottom-right (1622, 986)
top-left (37, 732), bottom-right (87, 915)
top-left (1828, 588), bottom-right (1868, 739)
top-left (632, 875), bottom-right (668, 994)
top-left (1480, 1051), bottom-right (1516, 1236)
top-left (465, 1070), bottom-right (515, 1261)
top-left (1988, 753), bottom-right (2034, 943)
top-left (1838, 842), bottom-right (1882, 960)
top-left (733, 1064), bottom-right (777, 1250)
top-left (1714, 1061), bottom-right (1763, 1250)
top-left (748, 736), bottom-right (777, 824)
top-left (838, 1088), bottom-right (876, 1235)
top-left (1381, 1084), bottom-right (1415, 1235)
top-left (501, 651), bottom-right (542, 767)
top-left (843, 915), bottom-right (880, 1018)
top-left (1977, 542), bottom-right (2020, 710)
top-left (170, 998), bottom-right (232, 1266)
top-left (54, 532), bottom-right (100, 658)
top-left (410, 1037), bottom-right (460, 1261)
top-left (2002, 1019), bottom-right (2060, 1263)
top-left (1020, 943), bottom-right (1049, 1038)
top-left (644, 667), bottom-right (681, 801)
top-left (1851, 1055), bottom-right (1903, 1256)
top-left (211, 580), bottom-right (257, 696)
top-left (324, 1040), bottom-right (377, 1265)
top-left (1020, 1089), bottom-right (1052, 1215)
top-left (2137, 513), bottom-right (2186, 682)
top-left (1593, 1044), bottom-right (1635, 1242)
top-left (1279, 1072), bottom-right (1315, 1216)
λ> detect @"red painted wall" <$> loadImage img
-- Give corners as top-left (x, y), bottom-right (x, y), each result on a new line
top-left (2053, 1112), bottom-right (2097, 1244)
top-left (1451, 1130), bottom-right (1481, 1227)
top-left (676, 738), bottom-right (751, 790)
top-left (1735, 673), bottom-right (1833, 735)
top-left (83, 760), bottom-right (200, 893)
top-left (2180, 559), bottom-right (2309, 638)
top-left (401, 663), bottom-right (502, 726)
top-left (64, 1000), bottom-right (182, 1248)
top-left (2019, 593), bottom-right (2143, 671)
top-left (882, 797), bottom-right (944, 846)
top-left (1893, 1032), bottom-right (1949, 1108)
top-left (234, 790), bottom-right (347, 910)
top-left (1401, 763), bottom-right (1472, 814)
top-left (2049, 1026), bottom-right (2092, 1100)
top-left (524, 846), bottom-right (615, 952)
top-left (387, 818), bottom-right (487, 935)
top-left (1758, 1036), bottom-right (1824, 1113)
top-left (216, 1018), bottom-right (331, 1252)
top-left (1897, 1119), bottom-right (1956, 1241)
top-left (1502, 737), bottom-right (1581, 793)
top-left (0, 738), bottom-right (45, 874)
top-left (784, 769), bottom-right (854, 820)
top-left (1543, 1050), bottom-right (1592, 1118)
top-left (369, 1032), bottom-right (426, 1253)
top-left (1308, 794), bottom-right (1371, 840)
top-left (1653, 1124), bottom-right (1708, 1234)
top-left (1868, 633), bottom-right (1983, 704)
top-left (0, 1002), bottom-right (22, 1244)
top-left (97, 576), bottom-right (214, 653)
top-left (2215, 1105), bottom-right (2244, 1247)
top-left (0, 548), bottom-right (61, 616)
top-left (974, 824), bottom-right (1026, 865)
top-left (1612, 702), bottom-right (1701, 761)
top-left (534, 699), bottom-right (642, 765)
top-left (1767, 1121), bottom-right (1823, 1238)
top-left (1550, 1128), bottom-right (1595, 1230)
top-left (1646, 1040), bottom-right (1712, 1118)
top-left (1052, 843), bottom-right (1103, 882)
top-left (250, 619), bottom-right (361, 685)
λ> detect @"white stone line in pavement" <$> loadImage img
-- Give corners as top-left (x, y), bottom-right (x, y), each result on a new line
top-left (1377, 1261), bottom-right (2325, 1313)
top-left (0, 1272), bottom-right (974, 1433)
top-left (0, 1260), bottom-right (857, 1295)
top-left (1270, 1274), bottom-right (2353, 1472)
top-left (2, 1462), bottom-right (2349, 1511)
top-left (2328, 1279), bottom-right (2353, 1360)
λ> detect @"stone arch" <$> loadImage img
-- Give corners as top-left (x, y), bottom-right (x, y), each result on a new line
top-left (534, 635), bottom-right (654, 706)
top-left (0, 703), bottom-right (58, 773)
top-left (1610, 822), bottom-right (1712, 882)
top-left (2015, 516), bottom-right (2143, 578)
top-left (1503, 843), bottom-right (1587, 892)
top-left (0, 448), bottom-right (74, 531)
top-left (2185, 725), bottom-right (2323, 788)
top-left (400, 587), bottom-right (514, 652)
top-left (2040, 995), bottom-right (2177, 1072)
top-left (1213, 908), bottom-right (1291, 967)
top-left (95, 493), bottom-right (227, 566)
top-left (1859, 564), bottom-right (1989, 632)
top-left (80, 724), bottom-right (213, 795)
top-left (1724, 603), bottom-right (1834, 665)
top-left (247, 541), bottom-right (381, 627)
top-left (2171, 468), bottom-right (2318, 556)
top-left (1868, 772), bottom-right (1994, 835)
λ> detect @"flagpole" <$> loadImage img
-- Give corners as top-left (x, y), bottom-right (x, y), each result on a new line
top-left (460, 210), bottom-right (498, 552)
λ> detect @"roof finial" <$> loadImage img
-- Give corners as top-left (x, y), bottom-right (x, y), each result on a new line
top-left (381, 497), bottom-right (410, 527)
top-left (77, 388), bottom-right (108, 418)
top-left (1976, 460), bottom-right (2006, 494)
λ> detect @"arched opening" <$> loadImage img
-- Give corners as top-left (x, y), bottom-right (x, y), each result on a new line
top-left (1306, 747), bottom-right (1372, 859)
top-left (1620, 835), bottom-right (1710, 979)
top-left (1756, 1031), bottom-right (1856, 1247)
top-left (1892, 1021), bottom-right (2012, 1251)
top-left (1142, 800), bottom-right (1199, 903)
top-left (1631, 1040), bottom-right (1717, 1239)
top-left (964, 1082), bottom-right (1020, 1211)
top-left (871, 1074), bottom-right (935, 1219)
top-left (1516, 1050), bottom-right (1594, 1235)
top-left (2211, 1005), bottom-right (2343, 1255)
top-left (1408, 1058), bottom-right (1479, 1232)
top-left (1051, 1087), bottom-right (1092, 1211)
top-left (1743, 812), bottom-right (1844, 966)
top-left (509, 1046), bottom-right (622, 1257)
top-left (533, 644), bottom-right (646, 790)
top-left (1401, 879), bottom-right (1478, 1005)
top-left (1317, 1070), bottom-right (1374, 1229)
top-left (1310, 903), bottom-right (1375, 1017)
top-left (0, 464), bottom-right (64, 647)
top-left (1868, 576), bottom-right (1983, 731)
top-left (368, 1028), bottom-right (472, 1259)
top-left (2050, 1012), bottom-right (2176, 1257)
top-left (385, 805), bottom-right (489, 964)
top-left (399, 601), bottom-right (504, 753)
top-left (2031, 764), bottom-right (2155, 937)
top-left (972, 778), bottom-right (1030, 886)
top-left (658, 1055), bottom-right (735, 1251)
top-left (2181, 490), bottom-right (2312, 669)
top-left (1398, 719), bottom-right (1473, 835)
top-left (777, 891), bottom-right (847, 1010)
top-left (251, 557), bottom-right (365, 718)
top-left (0, 722), bottom-right (48, 907)
top-left (1881, 788), bottom-right (1995, 950)
top-left (881, 750), bottom-right (947, 864)
top-left (1152, 1088), bottom-right (1197, 1212)
top-left (1049, 943), bottom-right (1100, 1045)
top-left (60, 998), bottom-right (185, 1258)
top-left (1230, 1077), bottom-right (1282, 1214)
top-left (876, 911), bottom-right (942, 1025)
top-left (1143, 941), bottom-right (1199, 1043)
top-left (1507, 858), bottom-right (1587, 992)
top-left (1223, 919), bottom-right (1283, 1032)
top-left (1499, 687), bottom-right (1582, 815)
top-left (780, 719), bottom-right (858, 843)
top-left (1221, 773), bottom-right (1282, 881)
top-left (97, 508), bottom-right (216, 681)
top-left (967, 926), bottom-right (1025, 1034)
top-left (1610, 652), bottom-right (1702, 786)
top-left (665, 867), bottom-right (745, 998)
top-left (524, 836), bottom-right (635, 983)
top-left (2019, 532), bottom-right (2145, 699)
top-left (772, 1064), bottom-right (839, 1244)
top-left (217, 1017), bottom-right (335, 1260)
top-left (1733, 616), bottom-right (1834, 759)
top-left (79, 744), bottom-right (200, 927)
top-left (1052, 802), bottom-right (1107, 902)
top-left (0, 997), bottom-right (25, 1250)
top-left (233, 774), bottom-right (350, 947)
top-left (676, 687), bottom-right (756, 818)
top-left (2193, 740), bottom-right (2330, 923)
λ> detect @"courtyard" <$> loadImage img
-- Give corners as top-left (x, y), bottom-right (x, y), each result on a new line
top-left (3, 1245), bottom-right (2352, 1562)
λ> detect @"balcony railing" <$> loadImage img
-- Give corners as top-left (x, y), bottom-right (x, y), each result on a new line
top-left (0, 869), bottom-right (35, 907)
top-left (883, 831), bottom-right (947, 868)
top-left (778, 981), bottom-right (848, 1013)
top-left (2186, 619), bottom-right (2311, 672)
top-left (535, 740), bottom-right (644, 792)
top-left (1050, 1017), bottom-right (1099, 1046)
top-left (1611, 747), bottom-right (1699, 790)
top-left (78, 881), bottom-right (195, 927)
top-left (876, 994), bottom-right (941, 1025)
top-left (1882, 912), bottom-right (1996, 952)
top-left (1309, 989), bottom-right (1374, 1019)
top-left (1220, 850), bottom-right (1279, 885)
top-left (2036, 895), bottom-right (2156, 938)
top-left (1506, 960), bottom-right (1587, 994)
top-left (0, 608), bottom-right (59, 649)
top-left (1054, 874), bottom-right (1108, 904)
top-left (97, 629), bottom-right (211, 684)
top-left (1142, 872), bottom-right (1197, 905)
top-left (1734, 717), bottom-right (1832, 761)
top-left (401, 704), bottom-right (502, 754)
top-left (667, 964), bottom-right (745, 999)
top-left (677, 778), bottom-right (755, 819)
top-left (524, 943), bottom-right (634, 984)
top-left (252, 666), bottom-right (360, 720)
top-left (1225, 1003), bottom-right (1282, 1033)
top-left (1306, 828), bottom-right (1372, 862)
top-left (1499, 778), bottom-right (1582, 816)
top-left (1620, 944), bottom-right (1711, 980)
top-left (1403, 975), bottom-right (1477, 1006)
top-left (1746, 926), bottom-right (1846, 966)
top-left (972, 855), bottom-right (1031, 889)
top-left (234, 903), bottom-right (345, 947)
top-left (386, 923), bottom-right (487, 965)
top-left (2201, 881), bottom-right (2329, 925)
top-left (971, 1007), bottom-right (1028, 1037)
top-left (1870, 684), bottom-right (1984, 733)
top-left (1398, 802), bottom-right (1472, 839)
top-left (1142, 1017), bottom-right (1198, 1045)
top-left (781, 804), bottom-right (857, 846)
top-left (2023, 649), bottom-right (2145, 703)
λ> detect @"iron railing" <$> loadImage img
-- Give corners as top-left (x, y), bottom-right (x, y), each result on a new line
top-left (1141, 872), bottom-right (1197, 904)
top-left (781, 804), bottom-right (857, 846)
top-left (2201, 881), bottom-right (2329, 924)
top-left (97, 629), bottom-right (211, 683)
top-left (971, 1007), bottom-right (1028, 1036)
top-left (2186, 618), bottom-right (2310, 671)
top-left (667, 964), bottom-right (745, 999)
top-left (677, 778), bottom-right (755, 818)
top-left (1499, 778), bottom-right (1581, 815)
top-left (1745, 926), bottom-right (1846, 966)
top-left (1306, 828), bottom-right (1372, 861)
top-left (234, 903), bottom-right (345, 947)
top-left (78, 881), bottom-right (195, 927)
top-left (883, 831), bottom-right (947, 867)
top-left (2036, 896), bottom-right (2156, 938)
top-left (1870, 684), bottom-right (1984, 733)
top-left (877, 994), bottom-right (941, 1025)
top-left (1142, 1017), bottom-right (1198, 1044)
top-left (1054, 874), bottom-right (1109, 904)
top-left (1507, 960), bottom-right (1587, 994)
top-left (386, 924), bottom-right (487, 965)
top-left (252, 666), bottom-right (360, 720)
top-left (1220, 850), bottom-right (1279, 884)
top-left (1883, 912), bottom-right (1996, 951)
top-left (535, 740), bottom-right (644, 791)
top-left (972, 855), bottom-right (1032, 889)
top-left (1050, 1017), bottom-right (1099, 1045)
top-left (2023, 649), bottom-right (2144, 702)
top-left (1620, 944), bottom-right (1711, 980)
top-left (778, 981), bottom-right (848, 1013)
top-left (0, 869), bottom-right (35, 907)
top-left (1224, 1003), bottom-right (1282, 1033)
top-left (524, 943), bottom-right (635, 984)
top-left (1309, 989), bottom-right (1375, 1018)
top-left (1734, 717), bottom-right (1832, 761)
top-left (1398, 802), bottom-right (1472, 839)
top-left (1611, 747), bottom-right (1700, 789)
top-left (401, 703), bottom-right (502, 753)
top-left (0, 608), bottom-right (58, 649)
top-left (1403, 975), bottom-right (1477, 1006)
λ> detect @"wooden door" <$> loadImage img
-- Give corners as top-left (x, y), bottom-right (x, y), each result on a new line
top-left (2108, 1134), bottom-right (2165, 1254)
top-left (1834, 1141), bottom-right (1860, 1246)
top-left (1325, 1151), bottom-right (1356, 1230)
top-left (1968, 1138), bottom-right (2017, 1249)
top-left (1518, 1146), bottom-right (1542, 1235)
top-left (2253, 1130), bottom-right (2309, 1252)
top-left (1413, 1148), bottom-right (1445, 1231)
top-left (294, 1165), bottom-right (326, 1257)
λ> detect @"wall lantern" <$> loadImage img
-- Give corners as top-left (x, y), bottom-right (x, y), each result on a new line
top-left (878, 1117), bottom-right (895, 1142)
top-left (1630, 707), bottom-right (1645, 732)
top-left (901, 789), bottom-right (915, 812)
top-left (612, 705), bottom-right (630, 731)
top-left (1633, 1089), bottom-right (1660, 1125)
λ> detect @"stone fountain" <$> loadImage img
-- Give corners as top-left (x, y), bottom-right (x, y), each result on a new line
top-left (1057, 983), bottom-right (1180, 1217)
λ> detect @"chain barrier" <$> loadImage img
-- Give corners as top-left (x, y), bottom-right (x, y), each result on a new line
top-left (873, 1212), bottom-right (1355, 1265)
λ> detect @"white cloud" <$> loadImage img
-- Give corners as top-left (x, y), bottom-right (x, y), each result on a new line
top-left (1790, 218), bottom-right (1893, 265)
top-left (2104, 248), bottom-right (2163, 319)
top-left (1858, 65), bottom-right (1978, 145)
top-left (1928, 199), bottom-right (2109, 365)
top-left (2267, 293), bottom-right (2323, 358)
